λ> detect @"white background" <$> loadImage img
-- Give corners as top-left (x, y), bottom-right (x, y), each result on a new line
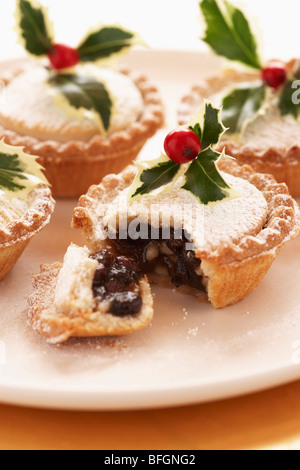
top-left (1, 0), bottom-right (300, 61)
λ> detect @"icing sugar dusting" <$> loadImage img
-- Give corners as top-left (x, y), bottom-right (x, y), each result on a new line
top-left (0, 65), bottom-right (143, 142)
top-left (0, 197), bottom-right (29, 228)
top-left (101, 173), bottom-right (268, 254)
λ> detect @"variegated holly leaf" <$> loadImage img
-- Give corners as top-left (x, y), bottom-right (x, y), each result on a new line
top-left (0, 153), bottom-right (27, 192)
top-left (200, 0), bottom-right (262, 69)
top-left (278, 78), bottom-right (300, 118)
top-left (182, 147), bottom-right (230, 205)
top-left (130, 102), bottom-right (235, 205)
top-left (188, 101), bottom-right (226, 150)
top-left (129, 155), bottom-right (181, 198)
top-left (77, 26), bottom-right (144, 63)
top-left (16, 0), bottom-right (54, 56)
top-left (0, 140), bottom-right (49, 201)
top-left (222, 84), bottom-right (266, 133)
top-left (48, 73), bottom-right (112, 131)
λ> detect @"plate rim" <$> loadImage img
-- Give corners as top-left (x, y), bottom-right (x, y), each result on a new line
top-left (0, 357), bottom-right (299, 410)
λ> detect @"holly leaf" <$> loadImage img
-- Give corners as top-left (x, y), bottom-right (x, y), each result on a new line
top-left (189, 102), bottom-right (226, 150)
top-left (222, 85), bottom-right (266, 133)
top-left (129, 102), bottom-right (237, 206)
top-left (200, 0), bottom-right (262, 69)
top-left (278, 79), bottom-right (300, 118)
top-left (77, 26), bottom-right (143, 62)
top-left (16, 0), bottom-right (54, 56)
top-left (0, 153), bottom-right (27, 192)
top-left (48, 73), bottom-right (112, 131)
top-left (0, 140), bottom-right (49, 201)
top-left (182, 148), bottom-right (229, 205)
top-left (131, 159), bottom-right (181, 198)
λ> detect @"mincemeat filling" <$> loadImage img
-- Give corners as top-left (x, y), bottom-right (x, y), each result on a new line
top-left (90, 227), bottom-right (204, 317)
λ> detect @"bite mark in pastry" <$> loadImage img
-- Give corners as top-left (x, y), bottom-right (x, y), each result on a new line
top-left (28, 244), bottom-right (153, 344)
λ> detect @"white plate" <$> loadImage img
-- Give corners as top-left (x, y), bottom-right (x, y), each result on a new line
top-left (1, 50), bottom-right (300, 411)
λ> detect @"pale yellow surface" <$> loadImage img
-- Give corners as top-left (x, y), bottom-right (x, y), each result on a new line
top-left (1, 381), bottom-right (300, 450)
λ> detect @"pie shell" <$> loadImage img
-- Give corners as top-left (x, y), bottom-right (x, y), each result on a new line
top-left (178, 61), bottom-right (300, 198)
top-left (72, 160), bottom-right (300, 309)
top-left (28, 263), bottom-right (154, 344)
top-left (0, 64), bottom-right (164, 198)
top-left (0, 185), bottom-right (55, 280)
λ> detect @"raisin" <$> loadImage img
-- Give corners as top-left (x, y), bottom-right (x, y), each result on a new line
top-left (115, 256), bottom-right (140, 276)
top-left (165, 229), bottom-right (185, 252)
top-left (113, 238), bottom-right (147, 261)
top-left (183, 250), bottom-right (201, 270)
top-left (91, 248), bottom-right (144, 313)
top-left (91, 249), bottom-right (113, 267)
top-left (93, 263), bottom-right (107, 286)
top-left (110, 292), bottom-right (143, 317)
top-left (93, 285), bottom-right (107, 301)
top-left (172, 253), bottom-right (191, 287)
top-left (106, 278), bottom-right (129, 293)
top-left (171, 250), bottom-right (204, 290)
top-left (109, 263), bottom-right (135, 284)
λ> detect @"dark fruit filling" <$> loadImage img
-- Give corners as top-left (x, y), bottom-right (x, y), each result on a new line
top-left (90, 250), bottom-right (142, 318)
top-left (172, 249), bottom-right (202, 290)
top-left (91, 227), bottom-right (205, 317)
top-left (110, 292), bottom-right (143, 317)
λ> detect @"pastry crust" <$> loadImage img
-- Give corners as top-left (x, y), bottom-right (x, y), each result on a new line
top-left (72, 160), bottom-right (300, 308)
top-left (178, 62), bottom-right (300, 197)
top-left (28, 262), bottom-right (154, 344)
top-left (0, 63), bottom-right (164, 198)
top-left (0, 185), bottom-right (55, 280)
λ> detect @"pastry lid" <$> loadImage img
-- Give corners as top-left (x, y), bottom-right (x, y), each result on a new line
top-left (73, 159), bottom-right (300, 265)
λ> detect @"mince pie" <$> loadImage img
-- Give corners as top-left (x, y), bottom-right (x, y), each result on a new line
top-left (0, 1), bottom-right (163, 197)
top-left (0, 141), bottom-right (54, 280)
top-left (179, 0), bottom-right (300, 196)
top-left (27, 103), bottom-right (300, 343)
top-left (28, 244), bottom-right (153, 344)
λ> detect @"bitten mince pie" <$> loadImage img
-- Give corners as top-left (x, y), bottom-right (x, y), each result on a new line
top-left (178, 0), bottom-right (300, 197)
top-left (28, 244), bottom-right (153, 344)
top-left (0, 0), bottom-right (163, 197)
top-left (28, 103), bottom-right (300, 344)
top-left (0, 140), bottom-right (54, 281)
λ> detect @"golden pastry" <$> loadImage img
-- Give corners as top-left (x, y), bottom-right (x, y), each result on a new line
top-left (0, 140), bottom-right (54, 280)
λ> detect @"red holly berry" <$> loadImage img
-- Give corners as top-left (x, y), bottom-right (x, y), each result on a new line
top-left (261, 61), bottom-right (287, 90)
top-left (48, 44), bottom-right (79, 70)
top-left (164, 128), bottom-right (201, 164)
